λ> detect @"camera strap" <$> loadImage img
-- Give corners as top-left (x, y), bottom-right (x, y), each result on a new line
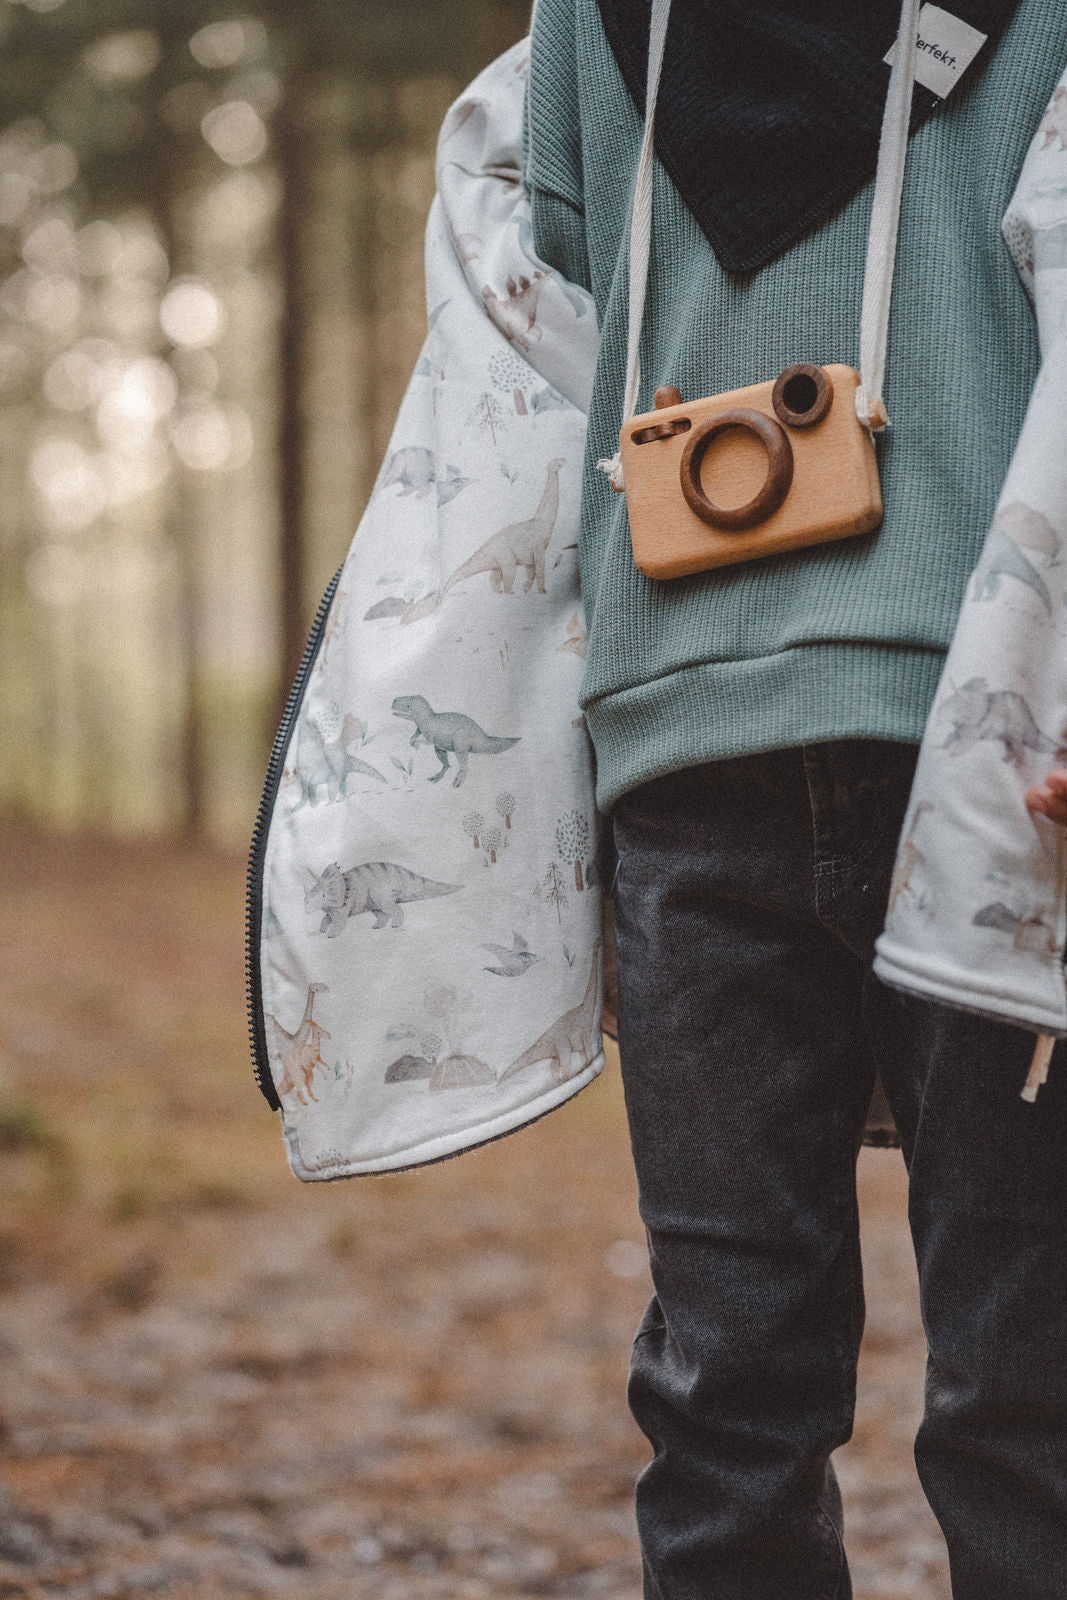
top-left (598, 0), bottom-right (921, 490)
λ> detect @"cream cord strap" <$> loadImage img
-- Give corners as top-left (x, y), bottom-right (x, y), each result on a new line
top-left (597, 0), bottom-right (919, 489)
top-left (855, 0), bottom-right (921, 431)
top-left (596, 0), bottom-right (672, 489)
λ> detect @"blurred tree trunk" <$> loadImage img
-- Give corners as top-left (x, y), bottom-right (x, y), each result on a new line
top-left (154, 19), bottom-right (206, 835)
top-left (273, 65), bottom-right (313, 702)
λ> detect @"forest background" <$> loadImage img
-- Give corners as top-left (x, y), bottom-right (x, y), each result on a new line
top-left (0, 0), bottom-right (531, 842)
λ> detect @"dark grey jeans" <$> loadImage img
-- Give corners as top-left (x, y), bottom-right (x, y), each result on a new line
top-left (610, 741), bottom-right (1067, 1600)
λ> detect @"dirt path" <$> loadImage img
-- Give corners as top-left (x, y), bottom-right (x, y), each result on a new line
top-left (0, 825), bottom-right (947, 1599)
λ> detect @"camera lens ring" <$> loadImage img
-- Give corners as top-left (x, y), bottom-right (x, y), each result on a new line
top-left (679, 408), bottom-right (794, 532)
top-left (772, 363), bottom-right (833, 429)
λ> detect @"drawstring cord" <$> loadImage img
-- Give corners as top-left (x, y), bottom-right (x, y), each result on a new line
top-left (597, 0), bottom-right (920, 490)
top-left (1022, 1034), bottom-right (1056, 1102)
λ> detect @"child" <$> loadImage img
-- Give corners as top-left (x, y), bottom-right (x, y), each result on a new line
top-left (525, 1), bottom-right (1067, 1594)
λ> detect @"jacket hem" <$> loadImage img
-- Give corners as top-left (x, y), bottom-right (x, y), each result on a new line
top-left (280, 1050), bottom-right (606, 1180)
top-left (584, 641), bottom-right (946, 813)
top-left (872, 949), bottom-right (1067, 1038)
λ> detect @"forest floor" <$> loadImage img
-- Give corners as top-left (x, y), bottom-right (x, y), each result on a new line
top-left (0, 823), bottom-right (949, 1599)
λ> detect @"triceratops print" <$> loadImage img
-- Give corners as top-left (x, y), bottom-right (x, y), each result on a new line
top-left (937, 679), bottom-right (1067, 768)
top-left (305, 861), bottom-right (461, 936)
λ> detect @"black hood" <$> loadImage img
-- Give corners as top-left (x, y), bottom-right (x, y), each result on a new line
top-left (595, 0), bottom-right (1019, 273)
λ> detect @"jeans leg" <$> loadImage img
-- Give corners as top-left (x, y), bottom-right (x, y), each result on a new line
top-left (612, 752), bottom-right (877, 1600)
top-left (865, 983), bottom-right (1067, 1598)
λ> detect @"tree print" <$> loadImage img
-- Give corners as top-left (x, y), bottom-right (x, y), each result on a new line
top-left (420, 1033), bottom-right (442, 1066)
top-left (423, 985), bottom-right (473, 1057)
top-left (391, 754), bottom-right (415, 791)
top-left (462, 811), bottom-right (485, 851)
top-left (535, 861), bottom-right (569, 925)
top-left (482, 825), bottom-right (502, 865)
top-left (489, 348), bottom-right (529, 415)
top-left (556, 809), bottom-right (590, 893)
top-left (467, 390), bottom-right (505, 444)
top-left (496, 791), bottom-right (516, 831)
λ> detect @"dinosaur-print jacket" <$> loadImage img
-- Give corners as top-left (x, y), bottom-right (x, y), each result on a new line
top-left (248, 47), bottom-right (1067, 1184)
top-left (248, 42), bottom-right (608, 1180)
top-left (874, 70), bottom-right (1067, 1077)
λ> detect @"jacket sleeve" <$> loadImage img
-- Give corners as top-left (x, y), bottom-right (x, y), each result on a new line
top-left (872, 66), bottom-right (1067, 1040)
top-left (525, 0), bottom-right (592, 294)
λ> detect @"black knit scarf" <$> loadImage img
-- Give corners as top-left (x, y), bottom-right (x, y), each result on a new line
top-left (595, 0), bottom-right (1020, 273)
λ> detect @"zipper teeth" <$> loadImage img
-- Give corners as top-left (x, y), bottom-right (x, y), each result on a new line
top-left (244, 566), bottom-right (344, 1110)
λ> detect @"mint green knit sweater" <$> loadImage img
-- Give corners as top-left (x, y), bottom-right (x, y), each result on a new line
top-left (526, 0), bottom-right (1067, 813)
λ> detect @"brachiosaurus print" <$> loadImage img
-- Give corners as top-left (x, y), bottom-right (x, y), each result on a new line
top-left (264, 981), bottom-right (331, 1104)
top-left (499, 939), bottom-right (601, 1085)
top-left (440, 457), bottom-right (565, 599)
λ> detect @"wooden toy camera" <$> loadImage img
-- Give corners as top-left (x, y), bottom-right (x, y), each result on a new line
top-left (620, 363), bottom-right (883, 580)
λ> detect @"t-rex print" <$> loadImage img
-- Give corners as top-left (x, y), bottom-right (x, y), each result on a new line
top-left (499, 939), bottom-right (601, 1085)
top-left (439, 457), bottom-right (564, 598)
top-left (937, 678), bottom-right (1067, 768)
top-left (391, 694), bottom-right (519, 787)
top-left (264, 981), bottom-right (330, 1105)
top-left (482, 271), bottom-right (551, 349)
top-left (971, 526), bottom-right (1052, 614)
top-left (293, 710), bottom-right (385, 807)
top-left (305, 860), bottom-right (461, 936)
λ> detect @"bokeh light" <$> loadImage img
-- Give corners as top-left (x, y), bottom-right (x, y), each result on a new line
top-left (170, 400), bottom-right (252, 471)
top-left (81, 30), bottom-right (161, 83)
top-left (30, 436), bottom-right (107, 530)
top-left (188, 18), bottom-right (268, 70)
top-left (200, 100), bottom-right (268, 166)
top-left (159, 278), bottom-right (224, 347)
top-left (96, 357), bottom-right (177, 446)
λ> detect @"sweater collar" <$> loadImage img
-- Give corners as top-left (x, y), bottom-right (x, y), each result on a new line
top-left (595, 0), bottom-right (1020, 274)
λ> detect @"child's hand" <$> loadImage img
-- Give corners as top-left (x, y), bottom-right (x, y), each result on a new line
top-left (1025, 769), bottom-right (1067, 825)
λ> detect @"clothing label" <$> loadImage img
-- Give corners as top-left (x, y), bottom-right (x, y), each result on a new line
top-left (883, 4), bottom-right (988, 99)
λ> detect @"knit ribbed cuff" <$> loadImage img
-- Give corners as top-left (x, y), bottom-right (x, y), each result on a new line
top-left (585, 640), bottom-right (946, 813)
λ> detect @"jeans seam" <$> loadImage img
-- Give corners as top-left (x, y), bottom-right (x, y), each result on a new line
top-left (803, 746), bottom-right (841, 929)
top-left (812, 1503), bottom-right (849, 1600)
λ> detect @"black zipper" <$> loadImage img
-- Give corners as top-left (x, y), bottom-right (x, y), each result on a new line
top-left (245, 565), bottom-right (344, 1109)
